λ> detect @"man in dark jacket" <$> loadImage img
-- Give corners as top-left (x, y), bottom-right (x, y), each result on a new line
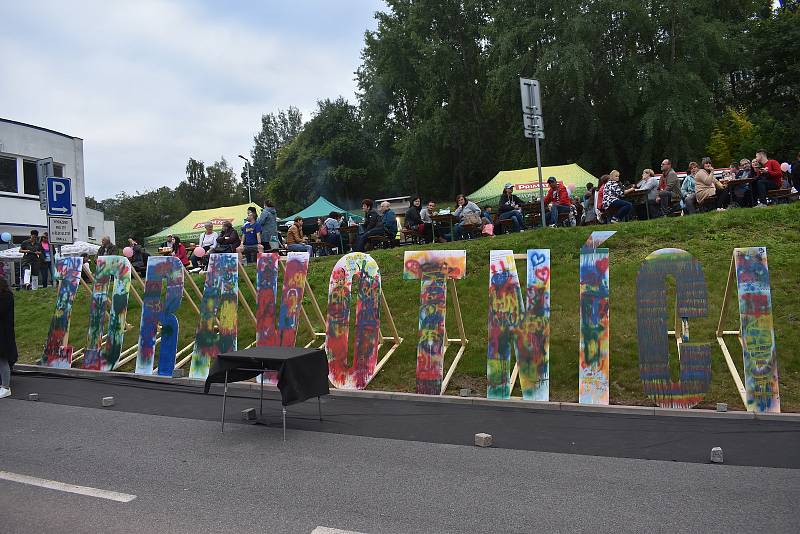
top-left (354, 199), bottom-right (384, 252)
top-left (97, 236), bottom-right (119, 256)
top-left (498, 183), bottom-right (526, 232)
top-left (19, 230), bottom-right (43, 289)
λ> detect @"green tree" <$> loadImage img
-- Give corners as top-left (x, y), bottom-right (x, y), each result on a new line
top-left (102, 187), bottom-right (188, 245)
top-left (176, 157), bottom-right (246, 210)
top-left (250, 107), bottom-right (303, 195)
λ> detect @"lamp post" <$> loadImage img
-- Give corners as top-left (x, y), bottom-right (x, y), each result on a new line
top-left (238, 154), bottom-right (252, 204)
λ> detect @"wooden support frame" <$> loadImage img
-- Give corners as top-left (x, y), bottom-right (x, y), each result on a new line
top-left (714, 256), bottom-right (749, 407)
top-left (368, 290), bottom-right (403, 384)
top-left (439, 277), bottom-right (468, 394)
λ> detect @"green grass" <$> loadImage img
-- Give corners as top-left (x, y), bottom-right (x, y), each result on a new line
top-left (13, 203), bottom-right (800, 411)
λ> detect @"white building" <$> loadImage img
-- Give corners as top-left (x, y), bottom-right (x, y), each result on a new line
top-left (0, 118), bottom-right (114, 245)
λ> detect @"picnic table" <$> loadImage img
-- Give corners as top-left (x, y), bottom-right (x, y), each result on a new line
top-left (624, 189), bottom-right (652, 219)
top-left (338, 225), bottom-right (359, 252)
top-left (430, 213), bottom-right (459, 241)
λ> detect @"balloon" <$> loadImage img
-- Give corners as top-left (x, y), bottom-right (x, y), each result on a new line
top-left (122, 247), bottom-right (134, 258)
top-left (193, 246), bottom-right (206, 258)
top-left (780, 162), bottom-right (790, 173)
top-left (0, 232), bottom-right (11, 243)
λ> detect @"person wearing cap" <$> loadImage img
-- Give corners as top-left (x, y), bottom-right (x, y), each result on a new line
top-left (543, 177), bottom-right (572, 227)
top-left (498, 183), bottom-right (526, 232)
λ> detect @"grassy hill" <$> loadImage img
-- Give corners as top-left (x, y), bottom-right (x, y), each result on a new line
top-left (12, 203), bottom-right (800, 411)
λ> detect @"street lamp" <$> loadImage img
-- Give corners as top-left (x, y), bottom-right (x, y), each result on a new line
top-left (238, 154), bottom-right (252, 204)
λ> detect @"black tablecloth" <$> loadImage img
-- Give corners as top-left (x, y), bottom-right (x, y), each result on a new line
top-left (204, 347), bottom-right (330, 406)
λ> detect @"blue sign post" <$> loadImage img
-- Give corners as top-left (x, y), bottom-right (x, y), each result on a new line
top-left (46, 177), bottom-right (72, 217)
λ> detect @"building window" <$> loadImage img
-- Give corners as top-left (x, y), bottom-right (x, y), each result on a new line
top-left (53, 164), bottom-right (64, 177)
top-left (88, 226), bottom-right (95, 239)
top-left (23, 160), bottom-right (39, 195)
top-left (0, 156), bottom-right (17, 193)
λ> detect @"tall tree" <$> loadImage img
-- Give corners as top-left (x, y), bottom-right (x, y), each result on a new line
top-left (250, 107), bottom-right (303, 194)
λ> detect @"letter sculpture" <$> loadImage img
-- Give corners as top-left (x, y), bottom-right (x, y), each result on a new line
top-left (579, 231), bottom-right (615, 404)
top-left (82, 256), bottom-right (132, 371)
top-left (255, 251), bottom-right (310, 383)
top-left (403, 250), bottom-right (466, 394)
top-left (136, 256), bottom-right (185, 376)
top-left (734, 247), bottom-right (780, 412)
top-left (326, 253), bottom-right (381, 389)
top-left (636, 248), bottom-right (711, 409)
top-left (41, 257), bottom-right (84, 367)
top-left (189, 253), bottom-right (239, 379)
top-left (487, 249), bottom-right (551, 400)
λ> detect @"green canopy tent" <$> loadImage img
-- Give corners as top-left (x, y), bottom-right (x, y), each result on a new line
top-left (278, 196), bottom-right (362, 226)
top-left (467, 163), bottom-right (598, 205)
top-left (146, 203), bottom-right (258, 246)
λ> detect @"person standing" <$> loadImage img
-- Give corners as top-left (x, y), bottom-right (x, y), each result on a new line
top-left (40, 232), bottom-right (53, 288)
top-left (0, 276), bottom-right (18, 398)
top-left (657, 159), bottom-right (681, 216)
top-left (286, 217), bottom-right (313, 255)
top-left (97, 236), bottom-right (119, 257)
top-left (256, 199), bottom-right (280, 251)
top-left (238, 208), bottom-right (263, 264)
top-left (754, 149), bottom-right (783, 207)
top-left (19, 230), bottom-right (43, 289)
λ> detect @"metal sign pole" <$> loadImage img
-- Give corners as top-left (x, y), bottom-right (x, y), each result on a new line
top-left (534, 135), bottom-right (546, 228)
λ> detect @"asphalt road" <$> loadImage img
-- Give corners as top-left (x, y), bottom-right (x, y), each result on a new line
top-left (1, 399), bottom-right (798, 534)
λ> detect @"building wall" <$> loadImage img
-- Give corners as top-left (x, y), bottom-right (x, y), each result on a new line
top-left (85, 207), bottom-right (116, 244)
top-left (0, 118), bottom-right (109, 244)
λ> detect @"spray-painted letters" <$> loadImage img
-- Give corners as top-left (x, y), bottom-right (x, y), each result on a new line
top-left (136, 256), bottom-right (185, 376)
top-left (82, 256), bottom-right (132, 371)
top-left (41, 257), bottom-right (84, 367)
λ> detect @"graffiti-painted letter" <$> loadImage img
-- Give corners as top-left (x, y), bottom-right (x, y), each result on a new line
top-left (189, 253), bottom-right (238, 379)
top-left (136, 256), bottom-right (185, 376)
top-left (326, 253), bottom-right (381, 389)
top-left (579, 231), bottom-right (615, 404)
top-left (734, 247), bottom-right (780, 413)
top-left (636, 249), bottom-right (711, 408)
top-left (83, 256), bottom-right (132, 371)
top-left (41, 257), bottom-right (83, 367)
top-left (403, 250), bottom-right (466, 395)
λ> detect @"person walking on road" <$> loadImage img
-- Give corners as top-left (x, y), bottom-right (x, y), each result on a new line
top-left (0, 277), bottom-right (18, 398)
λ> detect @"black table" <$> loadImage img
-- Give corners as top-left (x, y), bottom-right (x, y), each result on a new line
top-left (204, 346), bottom-right (330, 439)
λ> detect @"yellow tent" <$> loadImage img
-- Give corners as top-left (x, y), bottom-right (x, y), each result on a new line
top-left (146, 203), bottom-right (257, 246)
top-left (468, 164), bottom-right (598, 204)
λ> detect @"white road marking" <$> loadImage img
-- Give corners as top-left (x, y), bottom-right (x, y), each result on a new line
top-left (0, 470), bottom-right (137, 503)
top-left (311, 528), bottom-right (367, 534)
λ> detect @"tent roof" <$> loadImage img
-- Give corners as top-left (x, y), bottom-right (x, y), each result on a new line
top-left (146, 203), bottom-right (258, 245)
top-left (468, 163), bottom-right (598, 205)
top-left (279, 196), bottom-right (362, 224)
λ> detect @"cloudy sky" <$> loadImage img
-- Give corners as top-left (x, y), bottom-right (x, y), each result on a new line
top-left (1, 0), bottom-right (384, 199)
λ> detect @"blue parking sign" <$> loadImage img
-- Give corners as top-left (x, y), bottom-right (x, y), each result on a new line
top-left (46, 176), bottom-right (72, 217)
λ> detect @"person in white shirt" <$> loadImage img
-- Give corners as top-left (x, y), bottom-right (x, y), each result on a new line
top-left (191, 222), bottom-right (218, 270)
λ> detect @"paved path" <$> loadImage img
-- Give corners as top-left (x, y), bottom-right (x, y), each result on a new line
top-left (1, 399), bottom-right (798, 534)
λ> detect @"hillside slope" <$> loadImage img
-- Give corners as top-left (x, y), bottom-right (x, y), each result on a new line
top-left (12, 203), bottom-right (800, 410)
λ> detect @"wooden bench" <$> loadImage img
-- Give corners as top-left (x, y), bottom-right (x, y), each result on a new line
top-left (767, 188), bottom-right (792, 204)
top-left (698, 196), bottom-right (718, 213)
top-left (491, 215), bottom-right (515, 234)
top-left (458, 223), bottom-right (482, 240)
top-left (314, 241), bottom-right (338, 256)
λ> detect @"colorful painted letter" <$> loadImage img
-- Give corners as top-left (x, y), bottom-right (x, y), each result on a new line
top-left (136, 256), bottom-right (185, 376)
top-left (326, 253), bottom-right (381, 389)
top-left (189, 253), bottom-right (239, 379)
top-left (636, 249), bottom-right (711, 409)
top-left (255, 251), bottom-right (310, 383)
top-left (82, 256), bottom-right (132, 371)
top-left (41, 257), bottom-right (84, 367)
top-left (403, 250), bottom-right (466, 394)
top-left (487, 249), bottom-right (551, 400)
top-left (579, 231), bottom-right (615, 404)
top-left (734, 247), bottom-right (780, 413)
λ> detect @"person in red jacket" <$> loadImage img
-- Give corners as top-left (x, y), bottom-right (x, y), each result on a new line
top-left (754, 148), bottom-right (783, 206)
top-left (543, 177), bottom-right (572, 227)
top-left (172, 236), bottom-right (190, 267)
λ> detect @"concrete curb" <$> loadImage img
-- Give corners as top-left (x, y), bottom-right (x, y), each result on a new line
top-left (14, 364), bottom-right (800, 422)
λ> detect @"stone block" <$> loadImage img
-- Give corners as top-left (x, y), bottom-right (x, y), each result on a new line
top-left (474, 433), bottom-right (493, 447)
top-left (101, 396), bottom-right (115, 407)
top-left (241, 408), bottom-right (257, 421)
top-left (28, 393), bottom-right (39, 401)
top-left (716, 403), bottom-right (728, 412)
top-left (710, 446), bottom-right (724, 464)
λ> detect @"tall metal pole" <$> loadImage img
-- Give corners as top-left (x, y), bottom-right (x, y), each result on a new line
top-left (534, 136), bottom-right (546, 228)
top-left (246, 162), bottom-right (252, 204)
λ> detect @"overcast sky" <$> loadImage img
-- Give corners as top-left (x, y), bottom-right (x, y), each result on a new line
top-left (0, 0), bottom-right (384, 200)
